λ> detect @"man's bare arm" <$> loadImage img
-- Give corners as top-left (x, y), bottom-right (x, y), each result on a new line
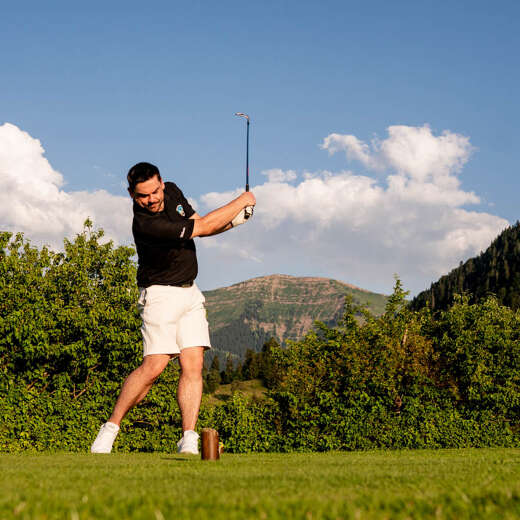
top-left (190, 212), bottom-right (232, 236)
top-left (190, 192), bottom-right (255, 238)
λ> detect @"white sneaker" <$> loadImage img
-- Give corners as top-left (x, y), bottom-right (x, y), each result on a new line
top-left (177, 430), bottom-right (199, 454)
top-left (91, 422), bottom-right (120, 453)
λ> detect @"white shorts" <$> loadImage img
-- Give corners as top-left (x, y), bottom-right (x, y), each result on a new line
top-left (137, 283), bottom-right (211, 357)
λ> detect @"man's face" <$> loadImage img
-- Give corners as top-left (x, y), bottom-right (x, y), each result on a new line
top-left (129, 175), bottom-right (165, 213)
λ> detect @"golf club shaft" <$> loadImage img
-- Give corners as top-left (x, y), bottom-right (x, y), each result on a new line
top-left (246, 118), bottom-right (249, 192)
top-left (235, 113), bottom-right (251, 192)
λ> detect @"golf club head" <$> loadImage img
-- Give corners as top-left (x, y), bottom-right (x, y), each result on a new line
top-left (235, 112), bottom-right (250, 121)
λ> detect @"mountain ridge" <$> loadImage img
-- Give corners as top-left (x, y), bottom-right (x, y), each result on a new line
top-left (214, 273), bottom-right (378, 294)
top-left (411, 222), bottom-right (520, 311)
top-left (202, 273), bottom-right (388, 361)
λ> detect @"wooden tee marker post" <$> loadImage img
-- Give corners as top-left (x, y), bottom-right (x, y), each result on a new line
top-left (201, 428), bottom-right (220, 460)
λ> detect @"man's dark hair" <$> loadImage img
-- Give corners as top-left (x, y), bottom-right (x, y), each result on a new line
top-left (127, 162), bottom-right (161, 192)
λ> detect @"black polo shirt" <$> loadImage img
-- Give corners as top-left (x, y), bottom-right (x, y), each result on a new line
top-left (132, 182), bottom-right (197, 287)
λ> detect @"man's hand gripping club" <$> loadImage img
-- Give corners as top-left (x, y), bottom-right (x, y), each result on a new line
top-left (231, 204), bottom-right (254, 227)
top-left (190, 191), bottom-right (256, 238)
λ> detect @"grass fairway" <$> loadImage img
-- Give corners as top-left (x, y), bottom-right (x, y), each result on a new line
top-left (1, 449), bottom-right (519, 519)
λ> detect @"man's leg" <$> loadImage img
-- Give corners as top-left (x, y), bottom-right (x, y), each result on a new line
top-left (109, 353), bottom-right (173, 425)
top-left (91, 354), bottom-right (172, 453)
top-left (177, 347), bottom-right (205, 431)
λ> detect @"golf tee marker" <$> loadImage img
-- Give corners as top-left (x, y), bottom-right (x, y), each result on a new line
top-left (201, 428), bottom-right (220, 460)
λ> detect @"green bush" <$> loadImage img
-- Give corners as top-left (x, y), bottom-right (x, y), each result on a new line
top-left (1, 227), bottom-right (518, 452)
top-left (200, 393), bottom-right (283, 453)
top-left (430, 295), bottom-right (520, 422)
top-left (263, 280), bottom-right (519, 451)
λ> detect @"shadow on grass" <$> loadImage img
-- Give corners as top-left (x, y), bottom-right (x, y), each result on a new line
top-left (160, 457), bottom-right (195, 462)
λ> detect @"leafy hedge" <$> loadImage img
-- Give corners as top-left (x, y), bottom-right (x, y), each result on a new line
top-left (1, 226), bottom-right (519, 452)
top-left (259, 282), bottom-right (518, 451)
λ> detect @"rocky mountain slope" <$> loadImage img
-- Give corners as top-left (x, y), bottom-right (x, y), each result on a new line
top-left (203, 274), bottom-right (388, 361)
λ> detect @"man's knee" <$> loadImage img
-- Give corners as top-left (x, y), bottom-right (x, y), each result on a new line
top-left (179, 347), bottom-right (204, 378)
top-left (138, 354), bottom-right (171, 383)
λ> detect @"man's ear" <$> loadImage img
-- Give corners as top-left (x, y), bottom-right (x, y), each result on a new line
top-left (128, 187), bottom-right (134, 199)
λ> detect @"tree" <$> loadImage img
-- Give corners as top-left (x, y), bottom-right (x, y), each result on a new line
top-left (240, 349), bottom-right (257, 380)
top-left (0, 222), bottom-right (141, 394)
top-left (204, 355), bottom-right (221, 393)
top-left (221, 355), bottom-right (235, 385)
top-left (259, 338), bottom-right (281, 388)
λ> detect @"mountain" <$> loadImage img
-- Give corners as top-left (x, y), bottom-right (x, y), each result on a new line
top-left (202, 274), bottom-right (388, 361)
top-left (411, 222), bottom-right (520, 312)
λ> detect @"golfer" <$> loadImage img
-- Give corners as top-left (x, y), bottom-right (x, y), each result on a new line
top-left (91, 162), bottom-right (256, 454)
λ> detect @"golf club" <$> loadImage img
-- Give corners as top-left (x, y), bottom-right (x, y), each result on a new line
top-left (234, 112), bottom-right (250, 191)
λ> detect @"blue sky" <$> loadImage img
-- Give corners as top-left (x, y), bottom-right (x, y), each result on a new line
top-left (1, 1), bottom-right (519, 294)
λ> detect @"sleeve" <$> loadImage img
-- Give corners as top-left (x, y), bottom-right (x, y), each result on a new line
top-left (133, 213), bottom-right (195, 242)
top-left (169, 183), bottom-right (196, 218)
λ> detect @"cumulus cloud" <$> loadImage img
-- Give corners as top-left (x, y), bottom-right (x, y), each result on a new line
top-left (261, 168), bottom-right (298, 183)
top-left (321, 125), bottom-right (473, 175)
top-left (197, 125), bottom-right (508, 294)
top-left (321, 133), bottom-right (380, 170)
top-left (0, 122), bottom-right (509, 295)
top-left (0, 123), bottom-right (132, 248)
top-left (321, 125), bottom-right (478, 207)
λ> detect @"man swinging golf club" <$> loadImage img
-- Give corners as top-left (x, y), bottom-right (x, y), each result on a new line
top-left (91, 161), bottom-right (255, 454)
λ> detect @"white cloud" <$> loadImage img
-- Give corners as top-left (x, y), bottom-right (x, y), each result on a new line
top-left (321, 133), bottom-right (380, 170)
top-left (0, 123), bottom-right (132, 248)
top-left (379, 125), bottom-right (474, 180)
top-left (321, 125), bottom-right (474, 180)
top-left (197, 125), bottom-right (508, 294)
top-left (261, 168), bottom-right (297, 183)
top-left (320, 125), bottom-right (479, 207)
top-left (0, 122), bottom-right (509, 296)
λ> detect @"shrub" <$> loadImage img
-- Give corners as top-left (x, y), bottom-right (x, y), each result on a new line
top-left (1, 228), bottom-right (518, 452)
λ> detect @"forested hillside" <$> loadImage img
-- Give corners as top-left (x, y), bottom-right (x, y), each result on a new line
top-left (203, 274), bottom-right (388, 362)
top-left (411, 222), bottom-right (520, 311)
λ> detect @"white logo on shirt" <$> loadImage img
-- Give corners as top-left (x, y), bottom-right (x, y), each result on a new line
top-left (176, 204), bottom-right (186, 217)
top-left (180, 226), bottom-right (186, 238)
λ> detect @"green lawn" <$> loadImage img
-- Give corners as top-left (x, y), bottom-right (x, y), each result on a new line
top-left (1, 449), bottom-right (519, 519)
